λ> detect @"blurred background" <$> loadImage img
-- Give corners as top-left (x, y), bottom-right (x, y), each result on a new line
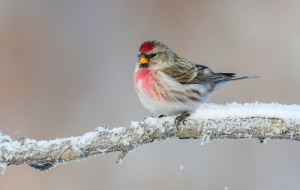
top-left (0, 0), bottom-right (300, 189)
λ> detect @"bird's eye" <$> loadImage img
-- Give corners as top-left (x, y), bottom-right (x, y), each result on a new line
top-left (149, 53), bottom-right (157, 58)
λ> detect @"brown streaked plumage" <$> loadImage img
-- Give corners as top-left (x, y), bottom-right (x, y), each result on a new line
top-left (134, 40), bottom-right (259, 118)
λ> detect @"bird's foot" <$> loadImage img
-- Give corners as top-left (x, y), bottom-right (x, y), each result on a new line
top-left (158, 115), bottom-right (166, 118)
top-left (174, 111), bottom-right (190, 130)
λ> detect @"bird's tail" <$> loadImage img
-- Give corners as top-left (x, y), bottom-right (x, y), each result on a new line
top-left (213, 73), bottom-right (260, 91)
top-left (219, 73), bottom-right (260, 81)
top-left (230, 75), bottom-right (260, 81)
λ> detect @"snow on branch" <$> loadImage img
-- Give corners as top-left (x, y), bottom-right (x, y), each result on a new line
top-left (0, 102), bottom-right (299, 173)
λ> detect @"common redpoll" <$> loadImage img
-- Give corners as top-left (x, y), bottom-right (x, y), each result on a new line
top-left (134, 40), bottom-right (259, 122)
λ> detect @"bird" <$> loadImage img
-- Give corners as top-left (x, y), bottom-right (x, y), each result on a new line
top-left (134, 40), bottom-right (259, 125)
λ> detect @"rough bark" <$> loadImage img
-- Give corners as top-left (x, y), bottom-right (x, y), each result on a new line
top-left (0, 116), bottom-right (299, 173)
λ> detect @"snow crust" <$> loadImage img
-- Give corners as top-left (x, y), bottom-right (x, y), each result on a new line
top-left (0, 131), bottom-right (12, 143)
top-left (0, 128), bottom-right (110, 173)
top-left (0, 163), bottom-right (7, 174)
top-left (191, 102), bottom-right (300, 121)
top-left (143, 102), bottom-right (300, 129)
top-left (0, 102), bottom-right (299, 173)
top-left (143, 102), bottom-right (300, 132)
top-left (142, 102), bottom-right (300, 145)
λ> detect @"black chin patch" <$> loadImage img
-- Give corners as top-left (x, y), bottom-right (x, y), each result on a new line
top-left (139, 63), bottom-right (149, 68)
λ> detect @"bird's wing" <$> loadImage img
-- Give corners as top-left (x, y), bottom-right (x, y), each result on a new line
top-left (161, 55), bottom-right (198, 84)
top-left (161, 54), bottom-right (232, 84)
top-left (185, 65), bottom-right (234, 84)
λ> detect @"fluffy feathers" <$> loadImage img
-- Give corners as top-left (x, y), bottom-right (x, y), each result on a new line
top-left (134, 40), bottom-right (259, 115)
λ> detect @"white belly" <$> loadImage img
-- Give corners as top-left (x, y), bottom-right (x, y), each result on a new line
top-left (135, 74), bottom-right (213, 115)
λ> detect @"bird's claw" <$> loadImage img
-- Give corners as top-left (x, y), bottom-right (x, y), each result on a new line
top-left (174, 111), bottom-right (190, 130)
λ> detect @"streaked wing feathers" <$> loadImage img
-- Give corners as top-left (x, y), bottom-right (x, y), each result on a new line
top-left (186, 65), bottom-right (232, 84)
top-left (161, 55), bottom-right (197, 83)
top-left (161, 55), bottom-right (237, 84)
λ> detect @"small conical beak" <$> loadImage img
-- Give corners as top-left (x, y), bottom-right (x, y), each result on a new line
top-left (139, 57), bottom-right (148, 64)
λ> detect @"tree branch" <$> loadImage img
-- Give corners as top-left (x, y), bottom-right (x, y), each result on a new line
top-left (0, 103), bottom-right (299, 173)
